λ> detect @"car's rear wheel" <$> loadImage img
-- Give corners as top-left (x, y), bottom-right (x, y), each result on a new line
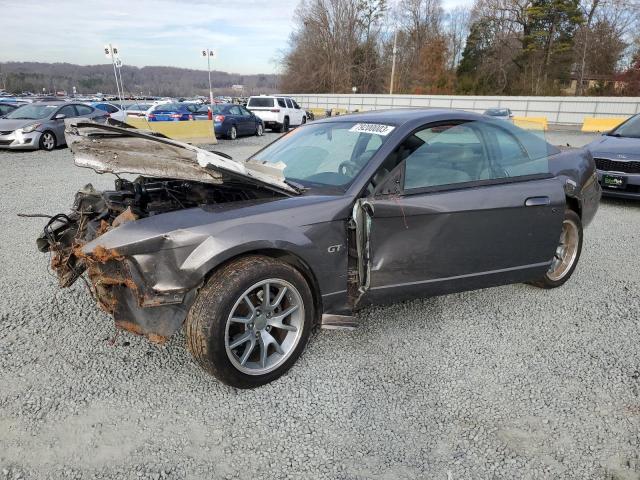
top-left (227, 125), bottom-right (237, 140)
top-left (277, 117), bottom-right (289, 133)
top-left (186, 255), bottom-right (314, 388)
top-left (39, 131), bottom-right (56, 151)
top-left (531, 209), bottom-right (583, 289)
top-left (302, 116), bottom-right (306, 124)
top-left (255, 123), bottom-right (264, 136)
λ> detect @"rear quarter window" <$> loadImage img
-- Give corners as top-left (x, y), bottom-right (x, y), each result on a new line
top-left (76, 105), bottom-right (94, 115)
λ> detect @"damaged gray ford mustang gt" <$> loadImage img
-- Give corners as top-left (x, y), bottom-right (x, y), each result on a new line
top-left (38, 110), bottom-right (601, 388)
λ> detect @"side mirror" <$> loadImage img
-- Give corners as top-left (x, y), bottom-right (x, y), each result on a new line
top-left (53, 113), bottom-right (66, 120)
top-left (294, 105), bottom-right (301, 110)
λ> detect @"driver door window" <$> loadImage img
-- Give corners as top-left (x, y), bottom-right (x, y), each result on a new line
top-left (399, 122), bottom-right (549, 193)
top-left (403, 124), bottom-right (489, 191)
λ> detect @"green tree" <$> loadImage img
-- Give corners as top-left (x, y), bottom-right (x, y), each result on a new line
top-left (521, 0), bottom-right (584, 93)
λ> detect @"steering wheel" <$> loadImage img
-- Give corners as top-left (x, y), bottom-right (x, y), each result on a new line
top-left (338, 160), bottom-right (359, 177)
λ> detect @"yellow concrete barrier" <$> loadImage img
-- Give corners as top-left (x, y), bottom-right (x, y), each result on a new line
top-left (308, 107), bottom-right (328, 118)
top-left (125, 118), bottom-right (216, 144)
top-left (581, 117), bottom-right (627, 133)
top-left (513, 116), bottom-right (548, 131)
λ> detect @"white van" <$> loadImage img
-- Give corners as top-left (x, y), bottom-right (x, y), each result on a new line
top-left (246, 95), bottom-right (306, 132)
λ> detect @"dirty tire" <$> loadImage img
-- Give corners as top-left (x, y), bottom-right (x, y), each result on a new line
top-left (186, 255), bottom-right (314, 388)
top-left (530, 209), bottom-right (583, 289)
top-left (39, 131), bottom-right (56, 151)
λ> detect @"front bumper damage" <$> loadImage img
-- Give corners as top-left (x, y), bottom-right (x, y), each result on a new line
top-left (40, 196), bottom-right (197, 343)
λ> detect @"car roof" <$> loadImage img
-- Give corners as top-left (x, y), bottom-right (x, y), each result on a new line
top-left (248, 95), bottom-right (290, 99)
top-left (30, 101), bottom-right (68, 106)
top-left (313, 108), bottom-right (486, 126)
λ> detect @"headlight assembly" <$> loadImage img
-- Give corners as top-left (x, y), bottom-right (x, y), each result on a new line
top-left (21, 123), bottom-right (41, 134)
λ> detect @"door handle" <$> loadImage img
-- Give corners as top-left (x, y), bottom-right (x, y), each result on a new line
top-left (525, 196), bottom-right (550, 207)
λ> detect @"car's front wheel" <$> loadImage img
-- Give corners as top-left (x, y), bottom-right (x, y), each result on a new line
top-left (186, 256), bottom-right (314, 388)
top-left (255, 123), bottom-right (264, 136)
top-left (39, 131), bottom-right (56, 151)
top-left (531, 209), bottom-right (583, 289)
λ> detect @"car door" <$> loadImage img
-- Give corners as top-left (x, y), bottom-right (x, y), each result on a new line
top-left (285, 98), bottom-right (300, 125)
top-left (292, 100), bottom-right (305, 124)
top-left (228, 106), bottom-right (246, 133)
top-left (357, 119), bottom-right (565, 305)
top-left (51, 104), bottom-right (77, 139)
top-left (239, 106), bottom-right (255, 133)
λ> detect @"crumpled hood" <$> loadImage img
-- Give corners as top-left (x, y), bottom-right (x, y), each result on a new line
top-left (586, 135), bottom-right (640, 160)
top-left (0, 118), bottom-right (38, 131)
top-left (64, 119), bottom-right (299, 195)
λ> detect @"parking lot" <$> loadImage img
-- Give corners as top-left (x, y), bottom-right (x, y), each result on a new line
top-left (0, 129), bottom-right (639, 480)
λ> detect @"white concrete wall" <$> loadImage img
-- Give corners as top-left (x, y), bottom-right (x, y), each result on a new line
top-left (290, 94), bottom-right (640, 125)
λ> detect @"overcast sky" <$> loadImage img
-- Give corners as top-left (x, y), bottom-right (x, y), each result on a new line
top-left (0, 0), bottom-right (471, 75)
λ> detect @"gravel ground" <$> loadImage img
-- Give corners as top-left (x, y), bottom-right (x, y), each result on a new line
top-left (1, 130), bottom-right (639, 480)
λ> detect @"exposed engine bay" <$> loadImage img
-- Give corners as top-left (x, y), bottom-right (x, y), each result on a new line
top-left (39, 176), bottom-right (279, 284)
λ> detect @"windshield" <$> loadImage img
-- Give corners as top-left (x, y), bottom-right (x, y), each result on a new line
top-left (247, 97), bottom-right (274, 108)
top-left (249, 121), bottom-right (393, 189)
top-left (5, 104), bottom-right (57, 120)
top-left (610, 115), bottom-right (640, 138)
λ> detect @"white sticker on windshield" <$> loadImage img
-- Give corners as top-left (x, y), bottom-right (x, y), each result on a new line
top-left (349, 123), bottom-right (395, 136)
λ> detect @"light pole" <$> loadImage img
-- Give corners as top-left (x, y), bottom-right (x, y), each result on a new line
top-left (116, 58), bottom-right (125, 106)
top-left (104, 44), bottom-right (123, 107)
top-left (201, 48), bottom-right (216, 119)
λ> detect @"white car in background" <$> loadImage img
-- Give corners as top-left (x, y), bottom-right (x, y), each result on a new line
top-left (88, 102), bottom-right (127, 122)
top-left (246, 95), bottom-right (306, 132)
top-left (124, 103), bottom-right (153, 118)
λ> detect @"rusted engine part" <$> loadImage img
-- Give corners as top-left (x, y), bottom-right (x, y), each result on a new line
top-left (39, 184), bottom-right (108, 287)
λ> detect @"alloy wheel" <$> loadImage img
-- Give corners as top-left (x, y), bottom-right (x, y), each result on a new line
top-left (225, 279), bottom-right (304, 375)
top-left (547, 218), bottom-right (579, 281)
top-left (42, 133), bottom-right (55, 150)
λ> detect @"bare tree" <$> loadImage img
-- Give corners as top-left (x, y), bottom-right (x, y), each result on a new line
top-left (445, 6), bottom-right (471, 69)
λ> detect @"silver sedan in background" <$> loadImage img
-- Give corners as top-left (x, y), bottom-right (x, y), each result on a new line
top-left (483, 108), bottom-right (514, 121)
top-left (0, 101), bottom-right (107, 151)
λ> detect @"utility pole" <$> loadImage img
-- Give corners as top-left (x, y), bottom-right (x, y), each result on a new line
top-left (389, 29), bottom-right (398, 95)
